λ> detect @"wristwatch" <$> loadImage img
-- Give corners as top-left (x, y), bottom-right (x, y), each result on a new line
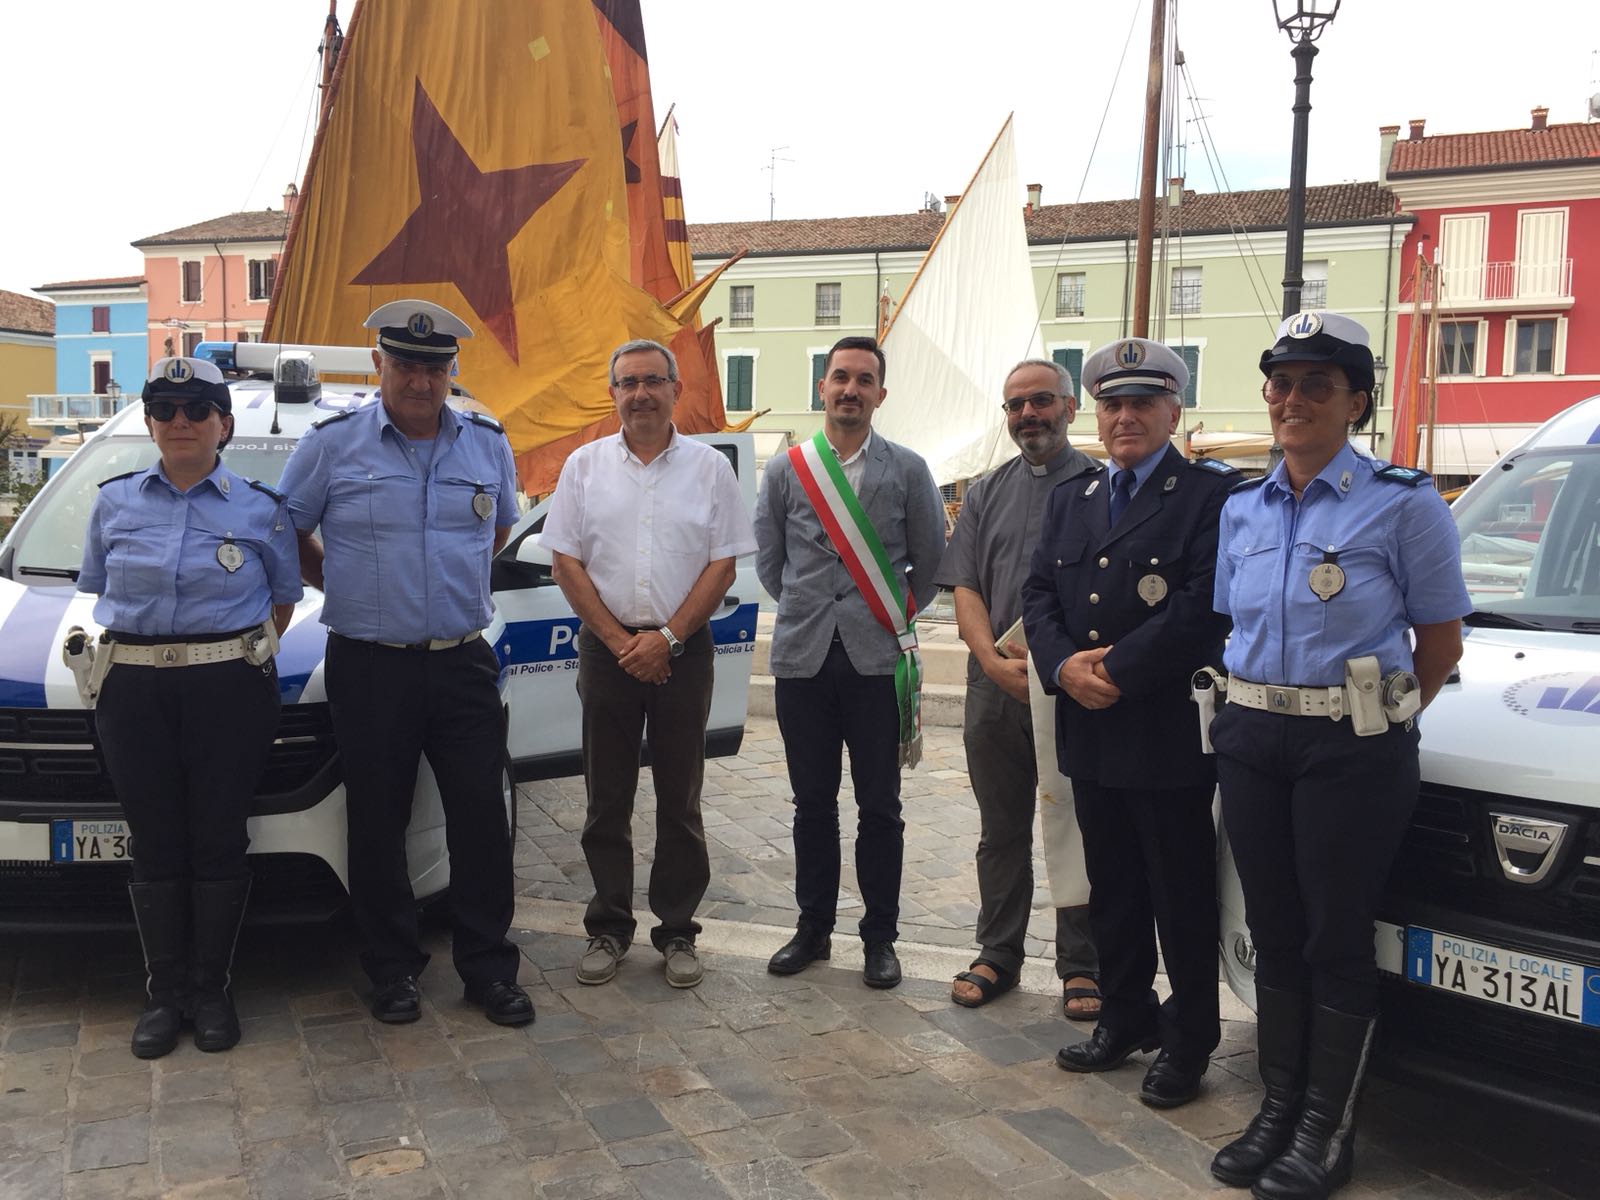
top-left (658, 626), bottom-right (684, 657)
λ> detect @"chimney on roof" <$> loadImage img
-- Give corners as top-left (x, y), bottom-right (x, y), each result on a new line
top-left (943, 194), bottom-right (961, 222)
top-left (1531, 106), bottom-right (1549, 131)
top-left (1167, 176), bottom-right (1183, 208)
top-left (1407, 118), bottom-right (1426, 141)
top-left (1025, 182), bottom-right (1042, 214)
top-left (1378, 125), bottom-right (1400, 183)
top-left (282, 183), bottom-right (299, 218)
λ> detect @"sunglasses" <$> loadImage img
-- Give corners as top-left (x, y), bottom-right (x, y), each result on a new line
top-left (1001, 391), bottom-right (1061, 414)
top-left (1261, 374), bottom-right (1360, 404)
top-left (146, 399), bottom-right (223, 422)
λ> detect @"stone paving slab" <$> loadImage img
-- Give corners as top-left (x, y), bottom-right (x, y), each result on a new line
top-left (4, 717), bottom-right (1595, 1198)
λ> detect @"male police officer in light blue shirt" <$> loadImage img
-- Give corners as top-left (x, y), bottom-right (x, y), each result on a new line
top-left (276, 300), bottom-right (530, 1026)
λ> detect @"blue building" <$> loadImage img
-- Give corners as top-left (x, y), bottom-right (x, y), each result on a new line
top-left (29, 276), bottom-right (146, 477)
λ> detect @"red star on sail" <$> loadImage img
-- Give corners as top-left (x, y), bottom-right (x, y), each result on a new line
top-left (352, 79), bottom-right (585, 363)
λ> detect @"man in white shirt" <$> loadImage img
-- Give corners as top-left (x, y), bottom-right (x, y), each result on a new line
top-left (544, 339), bottom-right (757, 989)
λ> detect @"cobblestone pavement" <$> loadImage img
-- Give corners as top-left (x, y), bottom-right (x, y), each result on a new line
top-left (3, 718), bottom-right (1593, 1198)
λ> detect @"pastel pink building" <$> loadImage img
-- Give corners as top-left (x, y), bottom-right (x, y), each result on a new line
top-left (132, 187), bottom-right (296, 365)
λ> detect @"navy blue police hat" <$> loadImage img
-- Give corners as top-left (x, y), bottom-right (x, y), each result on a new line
top-left (142, 356), bottom-right (233, 414)
top-left (1260, 311), bottom-right (1376, 397)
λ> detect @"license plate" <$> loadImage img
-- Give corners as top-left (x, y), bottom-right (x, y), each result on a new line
top-left (49, 819), bottom-right (132, 864)
top-left (1404, 927), bottom-right (1600, 1028)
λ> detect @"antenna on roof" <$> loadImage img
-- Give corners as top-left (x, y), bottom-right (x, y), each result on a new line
top-left (923, 192), bottom-right (943, 215)
top-left (763, 146), bottom-right (794, 222)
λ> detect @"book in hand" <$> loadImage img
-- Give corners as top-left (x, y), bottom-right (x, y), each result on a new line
top-left (997, 617), bottom-right (1028, 660)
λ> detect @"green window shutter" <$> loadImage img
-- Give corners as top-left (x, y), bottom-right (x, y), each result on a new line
top-left (726, 355), bottom-right (753, 411)
top-left (1050, 347), bottom-right (1085, 405)
top-left (1178, 345), bottom-right (1200, 408)
top-left (810, 353), bottom-right (827, 411)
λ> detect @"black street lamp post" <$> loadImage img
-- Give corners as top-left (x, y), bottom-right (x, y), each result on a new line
top-left (1274, 0), bottom-right (1341, 320)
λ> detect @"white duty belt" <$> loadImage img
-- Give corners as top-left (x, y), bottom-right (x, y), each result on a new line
top-left (62, 622), bottom-right (278, 709)
top-left (1225, 655), bottom-right (1421, 737)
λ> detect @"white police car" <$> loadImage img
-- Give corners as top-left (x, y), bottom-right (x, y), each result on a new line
top-left (1219, 394), bottom-right (1600, 1124)
top-left (0, 345), bottom-right (759, 927)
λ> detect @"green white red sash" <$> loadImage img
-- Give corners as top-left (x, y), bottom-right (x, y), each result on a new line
top-left (788, 431), bottom-right (923, 767)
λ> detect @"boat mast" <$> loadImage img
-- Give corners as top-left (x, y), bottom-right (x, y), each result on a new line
top-left (1131, 0), bottom-right (1167, 337)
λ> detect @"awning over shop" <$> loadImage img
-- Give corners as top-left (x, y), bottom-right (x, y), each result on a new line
top-left (1419, 424), bottom-right (1538, 475)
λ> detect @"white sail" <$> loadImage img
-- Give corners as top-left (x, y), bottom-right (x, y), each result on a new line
top-left (875, 117), bottom-right (1043, 486)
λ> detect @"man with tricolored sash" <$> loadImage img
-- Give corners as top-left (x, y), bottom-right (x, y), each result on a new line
top-left (754, 336), bottom-right (947, 991)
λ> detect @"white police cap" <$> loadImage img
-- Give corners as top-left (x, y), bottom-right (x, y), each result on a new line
top-left (1260, 310), bottom-right (1375, 394)
top-left (364, 299), bottom-right (473, 363)
top-left (1081, 338), bottom-right (1189, 399)
top-left (143, 356), bottom-right (232, 410)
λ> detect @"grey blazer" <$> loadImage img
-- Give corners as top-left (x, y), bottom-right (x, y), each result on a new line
top-left (755, 433), bottom-right (947, 678)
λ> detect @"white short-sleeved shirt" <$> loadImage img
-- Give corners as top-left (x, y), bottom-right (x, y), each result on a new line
top-left (542, 427), bottom-right (757, 627)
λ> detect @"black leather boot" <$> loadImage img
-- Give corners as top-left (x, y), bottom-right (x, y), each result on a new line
top-left (128, 880), bottom-right (190, 1059)
top-left (1251, 1005), bottom-right (1376, 1200)
top-left (1212, 985), bottom-right (1309, 1186)
top-left (190, 877), bottom-right (251, 1052)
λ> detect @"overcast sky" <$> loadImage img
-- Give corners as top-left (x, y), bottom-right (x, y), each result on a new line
top-left (3, 0), bottom-right (1596, 297)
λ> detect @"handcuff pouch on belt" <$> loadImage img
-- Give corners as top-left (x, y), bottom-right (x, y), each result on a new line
top-left (1190, 666), bottom-right (1226, 755)
top-left (242, 619), bottom-right (279, 667)
top-left (62, 626), bottom-right (114, 709)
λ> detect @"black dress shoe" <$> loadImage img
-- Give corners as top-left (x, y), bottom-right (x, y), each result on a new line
top-left (131, 1003), bottom-right (185, 1060)
top-left (767, 929), bottom-right (831, 976)
top-left (863, 941), bottom-right (901, 989)
top-left (1055, 1023), bottom-right (1160, 1073)
top-left (371, 976), bottom-right (421, 1024)
top-left (1140, 1050), bottom-right (1206, 1108)
top-left (466, 980), bottom-right (535, 1027)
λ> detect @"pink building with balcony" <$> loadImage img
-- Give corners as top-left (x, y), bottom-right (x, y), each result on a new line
top-left (1385, 112), bottom-right (1600, 476)
top-left (131, 187), bottom-right (296, 364)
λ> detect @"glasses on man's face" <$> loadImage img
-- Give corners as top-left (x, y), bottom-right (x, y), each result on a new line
top-left (1001, 391), bottom-right (1060, 414)
top-left (614, 374), bottom-right (673, 391)
top-left (1261, 373), bottom-right (1358, 405)
top-left (146, 399), bottom-right (221, 423)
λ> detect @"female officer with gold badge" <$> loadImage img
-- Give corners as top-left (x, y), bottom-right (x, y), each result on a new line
top-left (76, 357), bottom-right (302, 1058)
top-left (1206, 313), bottom-right (1468, 1199)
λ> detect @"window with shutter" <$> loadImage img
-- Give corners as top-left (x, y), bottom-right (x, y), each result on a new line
top-left (91, 306), bottom-right (110, 333)
top-left (181, 261), bottom-right (203, 303)
top-left (726, 354), bottom-right (754, 411)
top-left (811, 353), bottom-right (827, 411)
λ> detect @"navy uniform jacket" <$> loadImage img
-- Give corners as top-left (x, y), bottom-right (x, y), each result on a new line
top-left (1020, 445), bottom-right (1234, 790)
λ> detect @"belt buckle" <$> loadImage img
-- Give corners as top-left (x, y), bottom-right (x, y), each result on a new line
top-left (1263, 684), bottom-right (1297, 713)
top-left (156, 644), bottom-right (186, 668)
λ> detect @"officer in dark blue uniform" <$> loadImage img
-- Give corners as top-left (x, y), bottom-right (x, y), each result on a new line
top-left (275, 300), bottom-right (531, 1027)
top-left (1021, 337), bottom-right (1235, 1110)
top-left (1208, 313), bottom-right (1468, 1200)
top-left (78, 356), bottom-right (303, 1059)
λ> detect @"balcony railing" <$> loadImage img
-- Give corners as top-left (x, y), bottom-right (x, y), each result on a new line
top-left (1429, 259), bottom-right (1573, 305)
top-left (27, 394), bottom-right (131, 428)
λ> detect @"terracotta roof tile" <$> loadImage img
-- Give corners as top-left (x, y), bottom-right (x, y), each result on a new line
top-left (1388, 122), bottom-right (1600, 176)
top-left (0, 288), bottom-right (54, 336)
top-left (690, 181), bottom-right (1401, 258)
top-left (133, 210), bottom-right (290, 247)
top-left (35, 275), bottom-right (146, 291)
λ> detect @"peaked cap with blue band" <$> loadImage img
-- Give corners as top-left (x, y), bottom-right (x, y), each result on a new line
top-left (1260, 310), bottom-right (1375, 397)
top-left (1081, 337), bottom-right (1190, 399)
top-left (142, 356), bottom-right (233, 414)
top-left (365, 299), bottom-right (473, 363)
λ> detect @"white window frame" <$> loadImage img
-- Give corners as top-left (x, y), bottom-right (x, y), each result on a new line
top-left (1514, 207), bottom-right (1567, 299)
top-left (1503, 316), bottom-right (1566, 376)
top-left (1437, 319), bottom-right (1487, 379)
top-left (728, 285), bottom-right (754, 328)
top-left (814, 282), bottom-right (841, 327)
top-left (1169, 266), bottom-right (1202, 315)
top-left (1438, 213), bottom-right (1488, 302)
top-left (1055, 272), bottom-right (1086, 318)
top-left (1301, 260), bottom-right (1329, 310)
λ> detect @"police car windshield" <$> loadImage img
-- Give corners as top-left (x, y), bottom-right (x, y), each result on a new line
top-left (8, 435), bottom-right (297, 581)
top-left (1453, 447), bottom-right (1600, 632)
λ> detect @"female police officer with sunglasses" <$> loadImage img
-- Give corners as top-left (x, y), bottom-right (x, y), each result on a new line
top-left (77, 357), bottom-right (302, 1058)
top-left (1205, 313), bottom-right (1469, 1200)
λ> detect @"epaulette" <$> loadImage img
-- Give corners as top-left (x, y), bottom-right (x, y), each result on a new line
top-left (1374, 464), bottom-right (1430, 487)
top-left (1229, 475), bottom-right (1268, 493)
top-left (97, 470), bottom-right (139, 489)
top-left (1191, 457), bottom-right (1242, 476)
top-left (248, 479), bottom-right (286, 503)
top-left (310, 408), bottom-right (355, 429)
top-left (463, 410), bottom-right (505, 435)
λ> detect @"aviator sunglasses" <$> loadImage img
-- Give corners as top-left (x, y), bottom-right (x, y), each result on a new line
top-left (145, 399), bottom-right (224, 422)
top-left (1261, 374), bottom-right (1361, 404)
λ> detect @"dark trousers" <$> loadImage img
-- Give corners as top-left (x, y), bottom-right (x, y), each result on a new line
top-left (96, 656), bottom-right (280, 883)
top-left (1071, 778), bottom-right (1220, 1061)
top-left (774, 640), bottom-right (903, 942)
top-left (325, 634), bottom-right (518, 989)
top-left (1213, 703), bottom-right (1420, 1016)
top-left (576, 625), bottom-right (714, 951)
top-left (964, 677), bottom-right (1097, 979)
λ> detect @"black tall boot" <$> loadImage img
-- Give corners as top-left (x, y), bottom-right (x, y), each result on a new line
top-left (1212, 985), bottom-right (1309, 1186)
top-left (1251, 1005), bottom-right (1376, 1200)
top-left (190, 877), bottom-right (251, 1052)
top-left (128, 880), bottom-right (191, 1059)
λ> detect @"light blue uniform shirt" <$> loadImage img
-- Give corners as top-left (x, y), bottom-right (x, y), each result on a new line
top-left (79, 460), bottom-right (303, 636)
top-left (1215, 443), bottom-right (1470, 687)
top-left (276, 399), bottom-right (519, 643)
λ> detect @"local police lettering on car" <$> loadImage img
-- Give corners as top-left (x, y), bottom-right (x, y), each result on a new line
top-left (1435, 937), bottom-right (1575, 980)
